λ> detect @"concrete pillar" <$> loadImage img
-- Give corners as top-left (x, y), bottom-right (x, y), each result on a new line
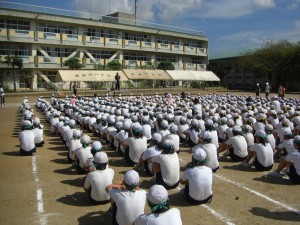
top-left (32, 73), bottom-right (38, 90)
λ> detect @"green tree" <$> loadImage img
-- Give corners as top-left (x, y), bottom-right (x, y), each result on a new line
top-left (157, 61), bottom-right (175, 70)
top-left (2, 55), bottom-right (23, 92)
top-left (207, 61), bottom-right (233, 80)
top-left (63, 57), bottom-right (82, 70)
top-left (238, 40), bottom-right (298, 87)
top-left (107, 60), bottom-right (122, 70)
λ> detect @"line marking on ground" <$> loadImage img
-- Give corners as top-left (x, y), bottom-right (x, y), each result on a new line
top-left (214, 174), bottom-right (300, 215)
top-left (32, 155), bottom-right (47, 225)
top-left (179, 157), bottom-right (235, 224)
top-left (201, 204), bottom-right (235, 225)
top-left (179, 156), bottom-right (300, 215)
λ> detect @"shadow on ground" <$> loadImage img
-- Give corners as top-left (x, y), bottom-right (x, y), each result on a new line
top-left (249, 207), bottom-right (300, 221)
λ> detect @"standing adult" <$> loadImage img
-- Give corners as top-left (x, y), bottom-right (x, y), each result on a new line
top-left (265, 82), bottom-right (270, 99)
top-left (115, 72), bottom-right (121, 91)
top-left (255, 83), bottom-right (261, 98)
top-left (72, 82), bottom-right (78, 96)
top-left (0, 84), bottom-right (5, 108)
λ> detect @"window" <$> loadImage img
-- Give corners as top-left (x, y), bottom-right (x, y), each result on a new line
top-left (123, 52), bottom-right (150, 61)
top-left (38, 47), bottom-right (76, 57)
top-left (0, 19), bottom-right (30, 30)
top-left (0, 44), bottom-right (30, 56)
top-left (156, 54), bottom-right (177, 62)
top-left (36, 23), bottom-right (77, 34)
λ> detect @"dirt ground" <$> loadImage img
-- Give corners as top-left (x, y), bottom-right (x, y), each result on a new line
top-left (1, 92), bottom-right (300, 225)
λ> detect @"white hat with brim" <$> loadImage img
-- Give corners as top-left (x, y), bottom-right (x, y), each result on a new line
top-left (147, 185), bottom-right (168, 204)
top-left (124, 170), bottom-right (139, 186)
top-left (94, 152), bottom-right (108, 164)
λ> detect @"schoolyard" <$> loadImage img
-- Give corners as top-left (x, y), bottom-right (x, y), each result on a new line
top-left (0, 90), bottom-right (300, 225)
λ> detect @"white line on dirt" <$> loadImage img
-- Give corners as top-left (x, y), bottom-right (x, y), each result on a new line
top-left (32, 155), bottom-right (47, 225)
top-left (201, 204), bottom-right (235, 225)
top-left (214, 174), bottom-right (300, 215)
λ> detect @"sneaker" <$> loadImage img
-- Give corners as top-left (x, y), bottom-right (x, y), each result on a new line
top-left (239, 161), bottom-right (250, 168)
top-left (268, 170), bottom-right (280, 177)
top-left (281, 169), bottom-right (288, 177)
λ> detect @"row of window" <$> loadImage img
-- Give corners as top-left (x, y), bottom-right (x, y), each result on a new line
top-left (0, 18), bottom-right (204, 47)
top-left (0, 44), bottom-right (203, 64)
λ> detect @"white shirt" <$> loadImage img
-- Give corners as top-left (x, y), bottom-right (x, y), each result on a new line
top-left (286, 151), bottom-right (300, 175)
top-left (208, 130), bottom-right (219, 148)
top-left (109, 189), bottom-right (146, 225)
top-left (197, 143), bottom-right (219, 170)
top-left (163, 134), bottom-right (180, 152)
top-left (186, 129), bottom-right (199, 144)
top-left (216, 124), bottom-right (228, 140)
top-left (123, 137), bottom-right (147, 163)
top-left (152, 153), bottom-right (180, 186)
top-left (84, 168), bottom-right (114, 201)
top-left (226, 135), bottom-right (248, 158)
top-left (74, 147), bottom-right (93, 168)
top-left (249, 143), bottom-right (274, 167)
top-left (32, 127), bottom-right (44, 144)
top-left (192, 104), bottom-right (202, 116)
top-left (142, 124), bottom-right (152, 140)
top-left (278, 139), bottom-right (296, 155)
top-left (180, 166), bottom-right (213, 201)
top-left (19, 130), bottom-right (36, 151)
top-left (69, 139), bottom-right (82, 160)
top-left (159, 129), bottom-right (170, 138)
top-left (253, 122), bottom-right (266, 132)
top-left (276, 127), bottom-right (292, 142)
top-left (178, 124), bottom-right (189, 139)
top-left (116, 131), bottom-right (129, 153)
top-left (243, 133), bottom-right (254, 147)
top-left (266, 134), bottom-right (276, 150)
top-left (134, 208), bottom-right (183, 225)
top-left (142, 146), bottom-right (162, 172)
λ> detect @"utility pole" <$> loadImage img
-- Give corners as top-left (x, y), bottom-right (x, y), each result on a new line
top-left (135, 0), bottom-right (137, 21)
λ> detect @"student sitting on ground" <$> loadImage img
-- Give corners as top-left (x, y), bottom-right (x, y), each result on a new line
top-left (134, 185), bottom-right (183, 225)
top-left (180, 147), bottom-right (213, 205)
top-left (84, 152), bottom-right (114, 204)
top-left (239, 130), bottom-right (274, 171)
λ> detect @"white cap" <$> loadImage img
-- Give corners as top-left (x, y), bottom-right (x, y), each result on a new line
top-left (33, 117), bottom-right (40, 125)
top-left (265, 124), bottom-right (273, 131)
top-left (73, 129), bottom-right (81, 138)
top-left (152, 133), bottom-right (162, 142)
top-left (193, 147), bottom-right (207, 161)
top-left (161, 120), bottom-right (169, 129)
top-left (94, 152), bottom-right (108, 164)
top-left (124, 170), bottom-right (139, 186)
top-left (107, 115), bottom-right (115, 124)
top-left (169, 124), bottom-right (178, 133)
top-left (92, 141), bottom-right (102, 151)
top-left (69, 119), bottom-right (76, 127)
top-left (23, 120), bottom-right (32, 126)
top-left (205, 119), bottom-right (214, 126)
top-left (255, 130), bottom-right (266, 138)
top-left (293, 135), bottom-right (300, 144)
top-left (81, 135), bottom-right (91, 144)
top-left (233, 126), bottom-right (242, 133)
top-left (200, 131), bottom-right (211, 139)
top-left (147, 185), bottom-right (168, 204)
top-left (123, 121), bottom-right (131, 130)
top-left (283, 130), bottom-right (292, 137)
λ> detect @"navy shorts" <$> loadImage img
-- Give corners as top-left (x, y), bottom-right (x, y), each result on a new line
top-left (287, 164), bottom-right (300, 184)
top-left (253, 157), bottom-right (273, 171)
top-left (20, 147), bottom-right (36, 156)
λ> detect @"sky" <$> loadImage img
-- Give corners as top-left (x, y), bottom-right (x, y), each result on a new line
top-left (3, 0), bottom-right (300, 59)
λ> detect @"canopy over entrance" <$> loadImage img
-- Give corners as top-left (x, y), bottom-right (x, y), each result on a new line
top-left (166, 70), bottom-right (220, 81)
top-left (123, 69), bottom-right (172, 80)
top-left (55, 70), bottom-right (127, 82)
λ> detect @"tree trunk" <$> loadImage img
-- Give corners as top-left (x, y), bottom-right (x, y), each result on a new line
top-left (12, 68), bottom-right (16, 93)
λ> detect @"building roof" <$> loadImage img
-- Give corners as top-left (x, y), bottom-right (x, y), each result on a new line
top-left (166, 70), bottom-right (220, 81)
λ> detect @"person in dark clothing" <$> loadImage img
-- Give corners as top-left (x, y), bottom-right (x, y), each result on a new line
top-left (115, 73), bottom-right (120, 91)
top-left (255, 83), bottom-right (260, 97)
top-left (72, 83), bottom-right (78, 96)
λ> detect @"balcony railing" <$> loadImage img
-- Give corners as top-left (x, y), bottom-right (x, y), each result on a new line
top-left (14, 29), bottom-right (30, 37)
